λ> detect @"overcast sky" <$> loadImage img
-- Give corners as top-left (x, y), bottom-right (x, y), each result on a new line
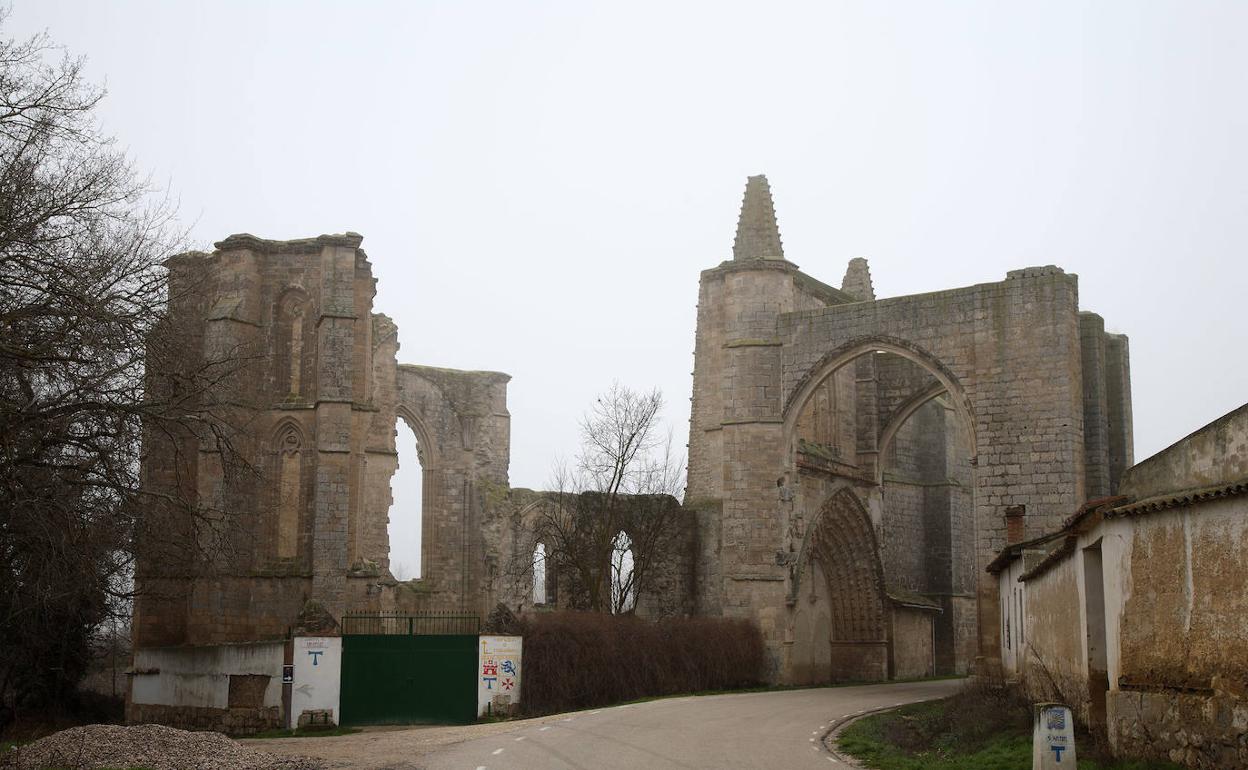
top-left (13, 1), bottom-right (1244, 576)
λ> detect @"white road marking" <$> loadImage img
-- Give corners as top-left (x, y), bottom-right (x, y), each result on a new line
top-left (514, 736), bottom-right (526, 741)
top-left (476, 766), bottom-right (486, 770)
top-left (590, 710), bottom-right (601, 715)
top-left (492, 748), bottom-right (505, 755)
top-left (538, 726), bottom-right (551, 731)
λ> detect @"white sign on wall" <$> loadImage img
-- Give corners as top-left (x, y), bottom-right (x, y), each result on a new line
top-left (291, 636), bottom-right (342, 728)
top-left (478, 635), bottom-right (522, 717)
top-left (1033, 703), bottom-right (1077, 768)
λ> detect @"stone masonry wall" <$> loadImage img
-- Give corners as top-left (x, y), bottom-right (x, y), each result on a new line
top-left (779, 266), bottom-right (1090, 662)
top-left (134, 233), bottom-right (514, 658)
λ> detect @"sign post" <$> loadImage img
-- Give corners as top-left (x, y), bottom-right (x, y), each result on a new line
top-left (1033, 702), bottom-right (1077, 768)
top-left (478, 635), bottom-right (523, 717)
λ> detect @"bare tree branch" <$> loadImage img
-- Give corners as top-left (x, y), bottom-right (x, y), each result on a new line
top-left (0, 13), bottom-right (252, 720)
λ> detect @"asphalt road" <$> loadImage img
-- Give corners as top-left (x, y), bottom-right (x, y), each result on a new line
top-left (420, 678), bottom-right (961, 770)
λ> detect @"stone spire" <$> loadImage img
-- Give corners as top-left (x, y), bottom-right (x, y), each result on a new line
top-left (841, 257), bottom-right (875, 301)
top-left (732, 175), bottom-right (784, 261)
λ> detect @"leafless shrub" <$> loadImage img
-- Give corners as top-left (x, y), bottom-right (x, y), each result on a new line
top-left (523, 383), bottom-right (685, 614)
top-left (516, 611), bottom-right (766, 715)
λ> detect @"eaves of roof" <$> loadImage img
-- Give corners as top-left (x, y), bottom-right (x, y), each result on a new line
top-left (1018, 536), bottom-right (1078, 583)
top-left (1106, 479), bottom-right (1248, 518)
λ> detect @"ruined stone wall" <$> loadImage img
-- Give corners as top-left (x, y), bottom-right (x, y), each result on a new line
top-left (686, 255), bottom-right (854, 629)
top-left (879, 400), bottom-right (946, 594)
top-left (134, 233), bottom-right (513, 656)
top-left (485, 490), bottom-right (696, 618)
top-left (685, 176), bottom-right (1132, 682)
top-left (781, 268), bottom-right (1088, 552)
top-left (779, 267), bottom-right (1091, 665)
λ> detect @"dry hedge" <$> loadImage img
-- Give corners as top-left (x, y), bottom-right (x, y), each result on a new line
top-left (517, 611), bottom-right (766, 715)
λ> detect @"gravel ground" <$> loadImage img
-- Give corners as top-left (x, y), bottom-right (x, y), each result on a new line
top-left (0, 723), bottom-right (325, 770)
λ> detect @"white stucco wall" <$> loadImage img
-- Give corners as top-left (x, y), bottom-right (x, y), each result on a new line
top-left (999, 558), bottom-right (1028, 677)
top-left (130, 641), bottom-right (284, 709)
top-left (291, 637), bottom-right (342, 726)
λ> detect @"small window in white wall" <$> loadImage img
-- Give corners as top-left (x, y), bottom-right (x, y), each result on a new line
top-left (533, 543), bottom-right (547, 605)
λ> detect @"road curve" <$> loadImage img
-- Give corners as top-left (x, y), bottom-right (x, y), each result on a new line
top-left (422, 678), bottom-right (960, 770)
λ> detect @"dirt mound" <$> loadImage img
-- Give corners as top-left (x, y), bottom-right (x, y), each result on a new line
top-left (0, 723), bottom-right (324, 770)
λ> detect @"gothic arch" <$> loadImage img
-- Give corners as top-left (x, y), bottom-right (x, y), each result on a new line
top-left (790, 487), bottom-right (887, 641)
top-left (273, 287), bottom-right (312, 399)
top-left (782, 335), bottom-right (978, 465)
top-left (875, 381), bottom-right (949, 485)
top-left (395, 405), bottom-right (437, 467)
top-left (270, 417), bottom-right (307, 560)
top-left (271, 416), bottom-right (307, 448)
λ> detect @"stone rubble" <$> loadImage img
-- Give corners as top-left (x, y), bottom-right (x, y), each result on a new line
top-left (0, 723), bottom-right (324, 770)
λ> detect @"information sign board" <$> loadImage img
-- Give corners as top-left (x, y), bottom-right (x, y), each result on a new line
top-left (478, 635), bottom-right (522, 717)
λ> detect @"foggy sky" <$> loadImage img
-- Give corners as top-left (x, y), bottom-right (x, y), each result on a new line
top-left (13, 1), bottom-right (1244, 575)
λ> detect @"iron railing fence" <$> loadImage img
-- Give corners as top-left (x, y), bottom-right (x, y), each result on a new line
top-left (340, 611), bottom-right (481, 636)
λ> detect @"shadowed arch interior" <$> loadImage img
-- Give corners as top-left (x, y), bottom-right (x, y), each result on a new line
top-left (790, 487), bottom-right (889, 682)
top-left (782, 335), bottom-right (978, 465)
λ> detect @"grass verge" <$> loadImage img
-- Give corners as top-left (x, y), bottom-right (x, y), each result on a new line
top-left (836, 692), bottom-right (1182, 770)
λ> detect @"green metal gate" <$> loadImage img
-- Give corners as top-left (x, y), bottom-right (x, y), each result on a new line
top-left (339, 614), bottom-right (480, 726)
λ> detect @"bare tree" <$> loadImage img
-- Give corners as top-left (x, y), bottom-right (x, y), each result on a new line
top-left (534, 383), bottom-right (684, 614)
top-left (0, 16), bottom-right (248, 723)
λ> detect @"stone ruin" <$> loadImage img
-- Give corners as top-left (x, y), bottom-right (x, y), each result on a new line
top-left (133, 176), bottom-right (1133, 686)
top-left (135, 233), bottom-right (512, 648)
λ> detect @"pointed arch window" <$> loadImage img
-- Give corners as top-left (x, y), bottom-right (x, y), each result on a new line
top-left (532, 542), bottom-right (547, 605)
top-left (274, 423), bottom-right (304, 559)
top-left (275, 290), bottom-right (310, 399)
top-left (611, 531), bottom-right (636, 614)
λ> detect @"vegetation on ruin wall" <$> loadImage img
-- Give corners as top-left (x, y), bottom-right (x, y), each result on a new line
top-left (513, 611), bottom-right (766, 716)
top-left (837, 690), bottom-right (1181, 770)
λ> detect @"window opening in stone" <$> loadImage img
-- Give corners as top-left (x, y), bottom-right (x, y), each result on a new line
top-left (532, 542), bottom-right (547, 605)
top-left (275, 291), bottom-right (309, 399)
top-left (611, 531), bottom-right (636, 613)
top-left (275, 426), bottom-right (301, 559)
top-left (389, 421), bottom-right (423, 580)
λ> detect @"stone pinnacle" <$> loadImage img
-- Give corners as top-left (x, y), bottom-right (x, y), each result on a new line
top-left (841, 257), bottom-right (875, 301)
top-left (732, 175), bottom-right (784, 261)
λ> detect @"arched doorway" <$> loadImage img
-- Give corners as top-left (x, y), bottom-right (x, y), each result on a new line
top-left (788, 487), bottom-right (889, 683)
